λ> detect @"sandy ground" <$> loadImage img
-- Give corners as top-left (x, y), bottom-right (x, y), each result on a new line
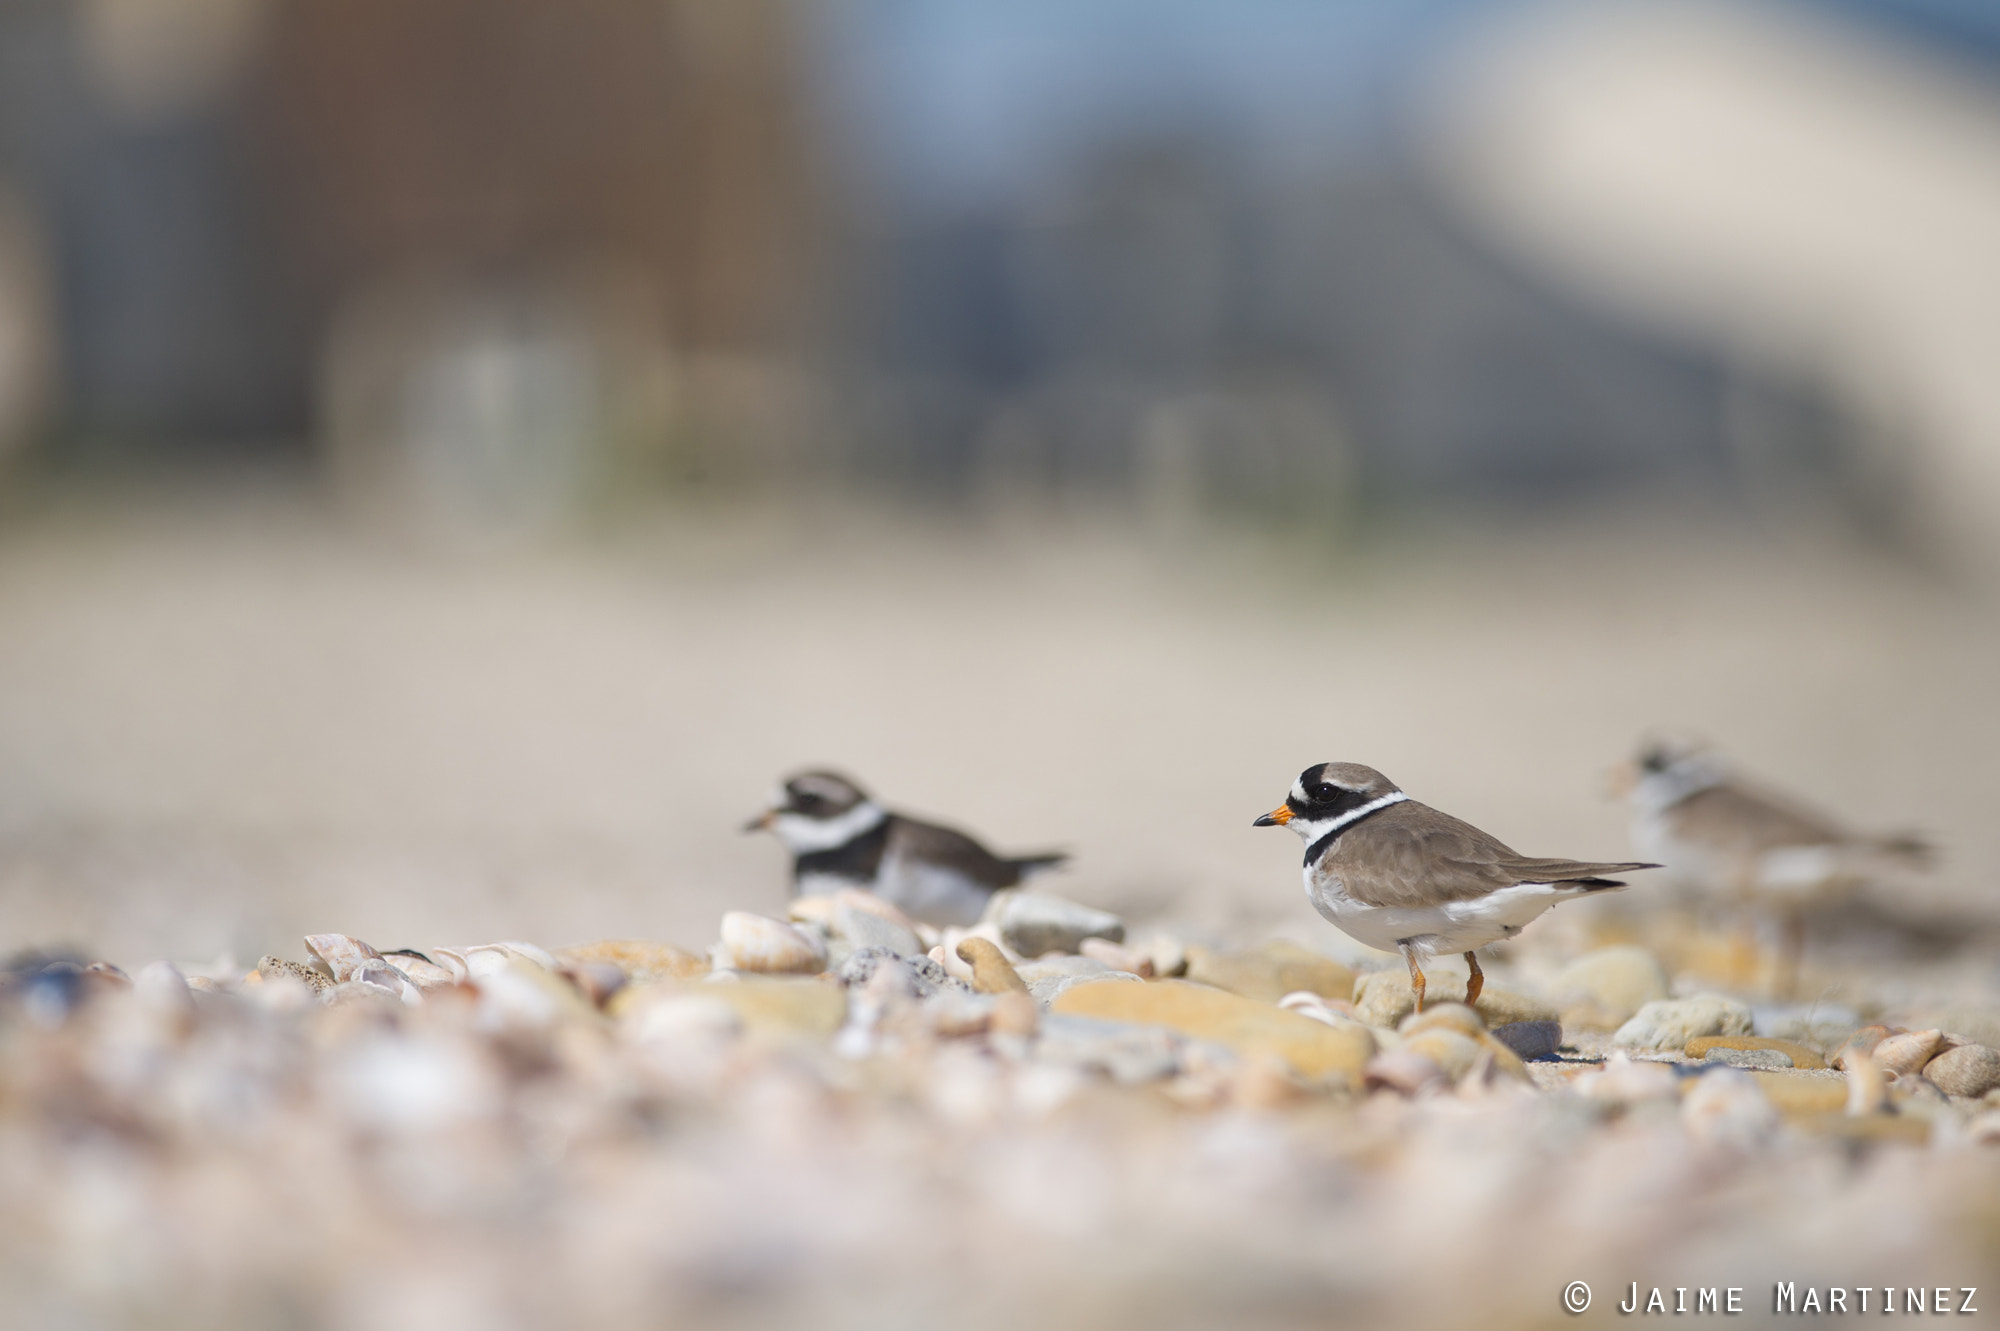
top-left (1, 482), bottom-right (1996, 977)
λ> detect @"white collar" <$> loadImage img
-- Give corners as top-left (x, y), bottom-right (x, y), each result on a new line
top-left (773, 800), bottom-right (889, 853)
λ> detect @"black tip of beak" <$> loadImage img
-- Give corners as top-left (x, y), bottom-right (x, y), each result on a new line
top-left (1252, 813), bottom-right (1278, 828)
top-left (743, 813), bottom-right (772, 833)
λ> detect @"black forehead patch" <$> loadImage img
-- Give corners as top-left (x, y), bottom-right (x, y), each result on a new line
top-left (1298, 762), bottom-right (1330, 788)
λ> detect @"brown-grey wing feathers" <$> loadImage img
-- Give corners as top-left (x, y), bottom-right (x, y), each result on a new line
top-left (885, 816), bottom-right (1025, 889)
top-left (1329, 805), bottom-right (1523, 908)
top-left (1330, 803), bottom-right (1658, 907)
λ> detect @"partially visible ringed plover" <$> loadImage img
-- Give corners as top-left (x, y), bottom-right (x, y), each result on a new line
top-left (746, 770), bottom-right (1066, 927)
top-left (1256, 762), bottom-right (1658, 1011)
top-left (1615, 737), bottom-right (1931, 992)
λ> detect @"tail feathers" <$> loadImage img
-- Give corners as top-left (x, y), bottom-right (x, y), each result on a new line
top-left (1503, 857), bottom-right (1661, 885)
top-left (1008, 852), bottom-right (1068, 881)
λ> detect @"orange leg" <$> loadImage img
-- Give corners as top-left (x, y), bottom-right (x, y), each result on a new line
top-left (1463, 951), bottom-right (1484, 1008)
top-left (1400, 943), bottom-right (1427, 1014)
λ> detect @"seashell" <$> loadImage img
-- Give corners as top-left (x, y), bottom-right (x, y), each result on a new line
top-left (379, 950), bottom-right (461, 989)
top-left (1364, 1048), bottom-right (1449, 1096)
top-left (460, 946), bottom-right (518, 979)
top-left (1844, 1049), bottom-right (1889, 1116)
top-left (1400, 1002), bottom-right (1485, 1039)
top-left (353, 961), bottom-right (422, 1005)
top-left (1279, 991), bottom-right (1367, 1030)
top-left (304, 934), bottom-right (390, 984)
top-left (714, 912), bottom-right (828, 974)
top-left (423, 948), bottom-right (472, 982)
top-left (475, 959), bottom-right (596, 1028)
top-left (498, 940), bottom-right (559, 970)
top-left (258, 955), bottom-right (332, 993)
top-left (1922, 1043), bottom-right (2000, 1098)
top-left (1831, 1023), bottom-right (1891, 1070)
top-left (1079, 937), bottom-right (1153, 977)
top-left (83, 960), bottom-right (132, 987)
top-left (786, 896), bottom-right (839, 928)
top-left (1873, 1028), bottom-right (1944, 1077)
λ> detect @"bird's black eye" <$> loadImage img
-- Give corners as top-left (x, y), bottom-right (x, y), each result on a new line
top-left (792, 791), bottom-right (819, 809)
top-left (1313, 783), bottom-right (1340, 801)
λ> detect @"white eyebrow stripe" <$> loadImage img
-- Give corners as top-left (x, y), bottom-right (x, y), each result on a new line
top-left (1317, 790), bottom-right (1407, 834)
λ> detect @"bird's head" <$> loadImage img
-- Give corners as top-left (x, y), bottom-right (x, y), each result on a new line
top-left (1254, 762), bottom-right (1402, 842)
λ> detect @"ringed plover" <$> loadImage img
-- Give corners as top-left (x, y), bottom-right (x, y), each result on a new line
top-left (1616, 738), bottom-right (1931, 993)
top-left (747, 770), bottom-right (1066, 927)
top-left (1256, 762), bottom-right (1657, 1011)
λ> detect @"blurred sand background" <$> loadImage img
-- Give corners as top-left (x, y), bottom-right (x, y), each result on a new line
top-left (3, 483), bottom-right (1993, 983)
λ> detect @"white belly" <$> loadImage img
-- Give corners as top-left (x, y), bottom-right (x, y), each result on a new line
top-left (1305, 868), bottom-right (1606, 958)
top-left (872, 852), bottom-right (994, 928)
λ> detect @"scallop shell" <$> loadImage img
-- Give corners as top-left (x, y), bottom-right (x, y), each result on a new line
top-left (714, 912), bottom-right (828, 974)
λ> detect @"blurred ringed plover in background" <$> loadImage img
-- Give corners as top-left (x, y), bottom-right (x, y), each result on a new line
top-left (747, 770), bottom-right (1066, 928)
top-left (1616, 736), bottom-right (1931, 994)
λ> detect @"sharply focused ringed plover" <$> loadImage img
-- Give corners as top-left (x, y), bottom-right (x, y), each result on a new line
top-left (746, 770), bottom-right (1066, 927)
top-left (1256, 762), bottom-right (1658, 1011)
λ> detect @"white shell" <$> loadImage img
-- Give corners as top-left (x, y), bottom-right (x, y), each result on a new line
top-left (303, 934), bottom-right (422, 1003)
top-left (303, 933), bottom-right (388, 983)
top-left (714, 912), bottom-right (828, 974)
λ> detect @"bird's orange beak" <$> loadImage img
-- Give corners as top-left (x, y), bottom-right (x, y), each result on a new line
top-left (1252, 805), bottom-right (1292, 828)
top-left (743, 810), bottom-right (776, 833)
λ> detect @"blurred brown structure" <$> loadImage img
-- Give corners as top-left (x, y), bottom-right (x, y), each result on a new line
top-left (252, 0), bottom-right (811, 359)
